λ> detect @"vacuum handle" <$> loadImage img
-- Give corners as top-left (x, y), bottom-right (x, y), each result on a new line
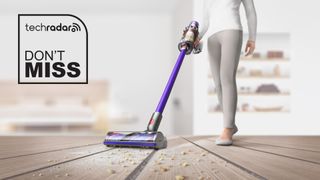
top-left (147, 48), bottom-right (187, 132)
top-left (155, 48), bottom-right (187, 114)
top-left (147, 21), bottom-right (200, 132)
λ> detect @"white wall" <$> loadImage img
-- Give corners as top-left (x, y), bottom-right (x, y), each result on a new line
top-left (171, 0), bottom-right (194, 135)
top-left (193, 0), bottom-right (320, 135)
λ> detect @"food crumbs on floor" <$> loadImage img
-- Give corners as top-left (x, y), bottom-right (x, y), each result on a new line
top-left (201, 153), bottom-right (206, 156)
top-left (65, 173), bottom-right (70, 177)
top-left (160, 166), bottom-right (169, 172)
top-left (175, 175), bottom-right (185, 180)
top-left (198, 176), bottom-right (205, 180)
top-left (38, 173), bottom-right (43, 176)
top-left (181, 151), bottom-right (187, 155)
top-left (107, 169), bottom-right (116, 174)
top-left (182, 162), bottom-right (189, 167)
top-left (32, 174), bottom-right (36, 177)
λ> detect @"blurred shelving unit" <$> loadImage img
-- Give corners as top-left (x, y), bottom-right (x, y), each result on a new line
top-left (207, 33), bottom-right (291, 114)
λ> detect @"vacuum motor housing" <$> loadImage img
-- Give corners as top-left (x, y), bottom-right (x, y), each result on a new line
top-left (178, 21), bottom-right (201, 55)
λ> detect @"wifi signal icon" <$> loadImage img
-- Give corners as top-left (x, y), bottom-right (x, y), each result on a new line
top-left (71, 23), bottom-right (81, 32)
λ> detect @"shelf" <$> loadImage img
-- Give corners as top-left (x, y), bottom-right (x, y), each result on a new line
top-left (240, 57), bottom-right (290, 62)
top-left (237, 75), bottom-right (290, 79)
top-left (208, 75), bottom-right (290, 79)
top-left (208, 92), bottom-right (290, 96)
top-left (208, 110), bottom-right (290, 114)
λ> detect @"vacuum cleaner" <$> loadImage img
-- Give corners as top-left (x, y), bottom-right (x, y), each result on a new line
top-left (104, 21), bottom-right (202, 149)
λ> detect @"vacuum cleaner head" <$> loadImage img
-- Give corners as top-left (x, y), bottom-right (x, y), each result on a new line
top-left (104, 131), bottom-right (167, 149)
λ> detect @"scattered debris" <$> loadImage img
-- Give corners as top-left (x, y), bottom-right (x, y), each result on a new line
top-left (107, 169), bottom-right (116, 174)
top-left (200, 153), bottom-right (206, 157)
top-left (181, 151), bottom-right (187, 155)
top-left (198, 176), bottom-right (205, 180)
top-left (175, 175), bottom-right (185, 180)
top-left (65, 173), bottom-right (70, 177)
top-left (32, 174), bottom-right (36, 177)
top-left (160, 166), bottom-right (169, 172)
top-left (47, 159), bottom-right (53, 162)
top-left (38, 173), bottom-right (43, 177)
top-left (182, 162), bottom-right (189, 167)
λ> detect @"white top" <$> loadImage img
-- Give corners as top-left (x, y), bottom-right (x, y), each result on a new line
top-left (199, 0), bottom-right (257, 41)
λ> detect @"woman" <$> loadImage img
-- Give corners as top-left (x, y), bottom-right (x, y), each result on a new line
top-left (197, 0), bottom-right (257, 145)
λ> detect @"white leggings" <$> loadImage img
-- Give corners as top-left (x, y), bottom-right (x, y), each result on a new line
top-left (207, 29), bottom-right (243, 128)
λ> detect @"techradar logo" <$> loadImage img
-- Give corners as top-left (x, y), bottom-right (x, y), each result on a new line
top-left (25, 22), bottom-right (81, 32)
top-left (18, 14), bottom-right (88, 84)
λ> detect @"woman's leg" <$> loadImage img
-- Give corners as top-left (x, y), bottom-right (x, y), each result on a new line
top-left (218, 30), bottom-right (243, 128)
top-left (207, 34), bottom-right (223, 109)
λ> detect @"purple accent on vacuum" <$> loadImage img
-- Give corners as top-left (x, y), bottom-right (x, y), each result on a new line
top-left (155, 48), bottom-right (187, 113)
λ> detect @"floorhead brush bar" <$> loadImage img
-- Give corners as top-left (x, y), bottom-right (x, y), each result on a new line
top-left (104, 21), bottom-right (200, 149)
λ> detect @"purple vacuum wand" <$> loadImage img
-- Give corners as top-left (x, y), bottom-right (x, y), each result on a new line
top-left (147, 21), bottom-right (200, 132)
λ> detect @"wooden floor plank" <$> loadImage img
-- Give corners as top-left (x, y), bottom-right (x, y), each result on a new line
top-left (0, 144), bottom-right (109, 179)
top-left (0, 136), bottom-right (103, 159)
top-left (136, 137), bottom-right (259, 180)
top-left (233, 141), bottom-right (320, 165)
top-left (236, 136), bottom-right (320, 152)
top-left (14, 148), bottom-right (153, 180)
top-left (188, 138), bottom-right (320, 180)
top-left (2, 136), bottom-right (319, 180)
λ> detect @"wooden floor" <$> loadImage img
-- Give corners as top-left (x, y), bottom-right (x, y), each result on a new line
top-left (0, 136), bottom-right (319, 180)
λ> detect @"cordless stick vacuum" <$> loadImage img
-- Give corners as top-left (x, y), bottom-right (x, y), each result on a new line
top-left (104, 21), bottom-right (202, 149)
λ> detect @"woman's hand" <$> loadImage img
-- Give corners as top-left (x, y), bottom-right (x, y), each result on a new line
top-left (194, 36), bottom-right (201, 47)
top-left (245, 40), bottom-right (255, 56)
